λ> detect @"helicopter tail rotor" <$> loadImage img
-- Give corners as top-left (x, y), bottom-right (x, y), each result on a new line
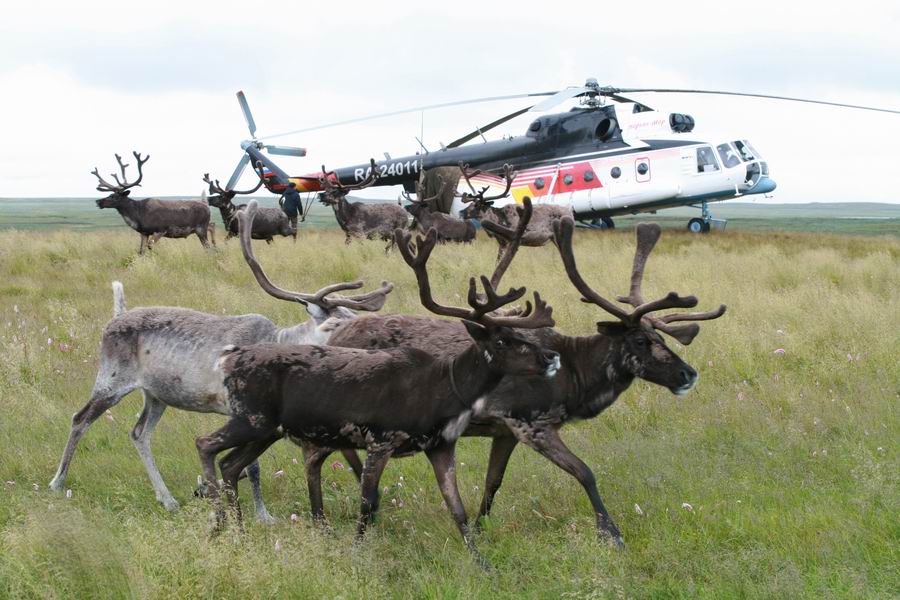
top-left (229, 91), bottom-right (306, 188)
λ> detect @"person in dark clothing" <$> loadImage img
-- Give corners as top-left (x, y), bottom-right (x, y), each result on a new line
top-left (280, 182), bottom-right (302, 229)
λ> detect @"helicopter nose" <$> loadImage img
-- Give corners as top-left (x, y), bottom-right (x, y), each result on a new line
top-left (747, 177), bottom-right (776, 195)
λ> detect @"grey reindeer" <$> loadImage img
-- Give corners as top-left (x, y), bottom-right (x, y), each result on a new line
top-left (48, 246), bottom-right (392, 520)
top-left (93, 152), bottom-right (215, 254)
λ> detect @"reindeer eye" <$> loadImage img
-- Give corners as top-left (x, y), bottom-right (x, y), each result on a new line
top-left (636, 338), bottom-right (649, 347)
top-left (495, 339), bottom-right (506, 348)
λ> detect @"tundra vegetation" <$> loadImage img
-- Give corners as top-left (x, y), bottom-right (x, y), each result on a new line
top-left (0, 224), bottom-right (897, 598)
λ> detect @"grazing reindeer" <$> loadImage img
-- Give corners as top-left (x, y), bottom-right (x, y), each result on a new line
top-left (404, 179), bottom-right (477, 243)
top-left (459, 162), bottom-right (571, 255)
top-left (319, 159), bottom-right (409, 252)
top-left (48, 233), bottom-right (392, 519)
top-left (326, 217), bottom-right (726, 545)
top-left (93, 152), bottom-right (214, 254)
top-left (197, 209), bottom-right (559, 565)
top-left (203, 172), bottom-right (296, 244)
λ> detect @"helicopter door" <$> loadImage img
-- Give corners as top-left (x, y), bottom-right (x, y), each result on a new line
top-left (635, 157), bottom-right (651, 183)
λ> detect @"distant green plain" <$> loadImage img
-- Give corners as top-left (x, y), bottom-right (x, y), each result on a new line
top-left (1, 198), bottom-right (898, 236)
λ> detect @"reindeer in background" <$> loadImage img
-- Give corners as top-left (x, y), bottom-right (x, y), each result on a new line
top-left (318, 159), bottom-right (409, 253)
top-left (460, 162), bottom-right (571, 258)
top-left (203, 169), bottom-right (296, 244)
top-left (403, 178), bottom-right (476, 243)
top-left (93, 152), bottom-right (214, 254)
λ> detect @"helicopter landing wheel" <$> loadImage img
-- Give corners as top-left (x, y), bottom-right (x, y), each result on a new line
top-left (589, 217), bottom-right (615, 230)
top-left (688, 218), bottom-right (710, 233)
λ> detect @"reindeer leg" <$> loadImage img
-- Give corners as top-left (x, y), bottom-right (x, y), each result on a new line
top-left (426, 442), bottom-right (489, 569)
top-left (301, 443), bottom-right (331, 522)
top-left (355, 450), bottom-right (392, 540)
top-left (515, 425), bottom-right (623, 548)
top-left (243, 460), bottom-right (276, 524)
top-left (130, 392), bottom-right (179, 511)
top-left (340, 449), bottom-right (364, 482)
top-left (476, 434), bottom-right (518, 525)
top-left (195, 418), bottom-right (271, 534)
top-left (138, 234), bottom-right (149, 255)
top-left (207, 222), bottom-right (216, 247)
top-left (218, 435), bottom-right (280, 531)
top-left (150, 232), bottom-right (164, 249)
top-left (49, 377), bottom-right (139, 492)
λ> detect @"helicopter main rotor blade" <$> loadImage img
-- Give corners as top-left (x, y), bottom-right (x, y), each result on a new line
top-left (259, 91), bottom-right (558, 141)
top-left (529, 86), bottom-right (590, 112)
top-left (265, 145), bottom-right (307, 157)
top-left (237, 91), bottom-right (258, 138)
top-left (447, 105), bottom-right (534, 148)
top-left (226, 154), bottom-right (251, 191)
top-left (610, 88), bottom-right (900, 115)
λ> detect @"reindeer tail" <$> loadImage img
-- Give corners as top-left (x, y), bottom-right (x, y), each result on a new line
top-left (112, 281), bottom-right (127, 316)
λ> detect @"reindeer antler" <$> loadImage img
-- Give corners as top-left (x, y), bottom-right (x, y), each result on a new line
top-left (237, 201), bottom-right (393, 312)
top-left (553, 218), bottom-right (725, 344)
top-left (401, 178), bottom-right (445, 206)
top-left (479, 197), bottom-right (533, 290)
top-left (92, 151), bottom-right (149, 192)
top-left (319, 158), bottom-right (380, 203)
top-left (458, 162), bottom-right (516, 205)
top-left (395, 224), bottom-right (553, 330)
top-left (203, 164), bottom-right (264, 196)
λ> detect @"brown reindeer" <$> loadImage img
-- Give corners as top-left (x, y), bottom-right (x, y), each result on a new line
top-left (319, 159), bottom-right (409, 252)
top-left (325, 216), bottom-right (726, 546)
top-left (198, 206), bottom-right (559, 566)
top-left (93, 152), bottom-right (214, 254)
top-left (203, 170), bottom-right (296, 244)
top-left (403, 178), bottom-right (476, 243)
top-left (459, 162), bottom-right (571, 257)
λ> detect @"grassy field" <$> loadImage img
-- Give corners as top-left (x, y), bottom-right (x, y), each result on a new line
top-left (0, 225), bottom-right (897, 599)
top-left (1, 198), bottom-right (899, 237)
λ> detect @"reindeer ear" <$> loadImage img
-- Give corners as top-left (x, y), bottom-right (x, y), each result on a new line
top-left (596, 321), bottom-right (628, 336)
top-left (462, 320), bottom-right (490, 343)
top-left (122, 190), bottom-right (132, 196)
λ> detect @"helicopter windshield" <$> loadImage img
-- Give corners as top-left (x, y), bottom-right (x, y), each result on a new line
top-left (733, 140), bottom-right (758, 161)
top-left (717, 143), bottom-right (741, 168)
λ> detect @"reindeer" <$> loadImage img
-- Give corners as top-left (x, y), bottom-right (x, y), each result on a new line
top-left (197, 211), bottom-right (558, 566)
top-left (318, 159), bottom-right (409, 252)
top-left (93, 152), bottom-right (215, 254)
top-left (460, 162), bottom-right (571, 257)
top-left (403, 178), bottom-right (477, 243)
top-left (325, 217), bottom-right (726, 546)
top-left (203, 171), bottom-right (296, 244)
top-left (48, 236), bottom-right (393, 520)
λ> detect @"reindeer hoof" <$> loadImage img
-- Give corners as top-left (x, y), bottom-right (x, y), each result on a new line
top-left (162, 497), bottom-right (180, 512)
top-left (255, 510), bottom-right (277, 525)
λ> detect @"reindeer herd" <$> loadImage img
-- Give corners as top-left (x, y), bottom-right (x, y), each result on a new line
top-left (91, 152), bottom-right (574, 256)
top-left (57, 150), bottom-right (727, 567)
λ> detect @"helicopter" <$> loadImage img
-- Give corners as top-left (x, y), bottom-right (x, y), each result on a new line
top-left (223, 79), bottom-right (899, 233)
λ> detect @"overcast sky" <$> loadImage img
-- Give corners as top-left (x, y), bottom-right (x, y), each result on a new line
top-left (2, 0), bottom-right (899, 204)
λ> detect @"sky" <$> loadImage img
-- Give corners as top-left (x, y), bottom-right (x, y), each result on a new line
top-left (1, 0), bottom-right (899, 204)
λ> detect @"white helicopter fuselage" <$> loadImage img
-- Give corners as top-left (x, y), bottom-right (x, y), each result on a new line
top-left (450, 104), bottom-right (775, 219)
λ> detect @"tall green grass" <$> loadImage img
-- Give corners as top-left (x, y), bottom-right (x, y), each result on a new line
top-left (0, 227), bottom-right (897, 598)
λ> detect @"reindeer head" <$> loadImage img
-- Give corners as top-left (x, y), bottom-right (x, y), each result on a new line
top-left (236, 201), bottom-right (394, 324)
top-left (92, 152), bottom-right (148, 208)
top-left (554, 218), bottom-right (726, 395)
top-left (396, 216), bottom-right (560, 380)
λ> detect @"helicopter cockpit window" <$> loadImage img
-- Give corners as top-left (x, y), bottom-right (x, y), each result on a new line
top-left (717, 143), bottom-right (741, 168)
top-left (696, 146), bottom-right (720, 173)
top-left (733, 140), bottom-right (756, 161)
